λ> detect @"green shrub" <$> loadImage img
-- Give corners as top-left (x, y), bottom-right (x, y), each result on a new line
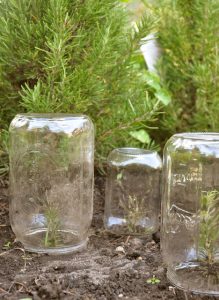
top-left (0, 0), bottom-right (168, 173)
top-left (0, 129), bottom-right (9, 177)
top-left (148, 0), bottom-right (219, 139)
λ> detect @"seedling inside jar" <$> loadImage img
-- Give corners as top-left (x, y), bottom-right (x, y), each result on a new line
top-left (116, 168), bottom-right (148, 234)
top-left (197, 189), bottom-right (219, 286)
top-left (199, 190), bottom-right (219, 266)
top-left (36, 193), bottom-right (61, 248)
top-left (44, 205), bottom-right (61, 247)
top-left (119, 195), bottom-right (146, 233)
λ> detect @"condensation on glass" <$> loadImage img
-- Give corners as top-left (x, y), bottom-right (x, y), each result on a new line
top-left (162, 133), bottom-right (219, 295)
top-left (104, 148), bottom-right (162, 235)
top-left (9, 114), bottom-right (94, 254)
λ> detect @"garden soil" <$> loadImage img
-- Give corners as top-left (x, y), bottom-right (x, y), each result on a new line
top-left (0, 177), bottom-right (218, 300)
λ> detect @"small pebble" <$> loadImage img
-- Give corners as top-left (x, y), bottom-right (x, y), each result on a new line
top-left (118, 294), bottom-right (123, 298)
top-left (115, 246), bottom-right (125, 254)
top-left (169, 286), bottom-right (176, 294)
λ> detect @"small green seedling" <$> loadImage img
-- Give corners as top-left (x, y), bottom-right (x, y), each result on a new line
top-left (199, 190), bottom-right (219, 266)
top-left (44, 205), bottom-right (61, 247)
top-left (117, 172), bottom-right (123, 181)
top-left (120, 195), bottom-right (146, 233)
top-left (116, 168), bottom-right (147, 233)
top-left (147, 275), bottom-right (160, 285)
top-left (36, 193), bottom-right (61, 248)
top-left (2, 241), bottom-right (12, 250)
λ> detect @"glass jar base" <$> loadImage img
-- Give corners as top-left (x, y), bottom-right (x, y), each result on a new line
top-left (23, 239), bottom-right (88, 254)
top-left (105, 217), bottom-right (157, 236)
top-left (105, 226), bottom-right (156, 236)
top-left (167, 263), bottom-right (219, 296)
top-left (18, 229), bottom-right (88, 254)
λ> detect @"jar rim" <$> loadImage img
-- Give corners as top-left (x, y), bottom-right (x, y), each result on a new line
top-left (174, 132), bottom-right (219, 141)
top-left (115, 147), bottom-right (156, 156)
top-left (16, 113), bottom-right (87, 119)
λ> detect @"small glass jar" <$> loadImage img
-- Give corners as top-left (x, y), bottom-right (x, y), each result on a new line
top-left (104, 148), bottom-right (162, 235)
top-left (162, 133), bottom-right (219, 295)
top-left (9, 114), bottom-right (94, 254)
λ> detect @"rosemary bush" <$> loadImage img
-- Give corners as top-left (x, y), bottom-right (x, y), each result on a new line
top-left (148, 0), bottom-right (219, 142)
top-left (0, 0), bottom-right (169, 173)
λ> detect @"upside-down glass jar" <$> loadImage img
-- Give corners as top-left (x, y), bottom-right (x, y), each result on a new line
top-left (104, 148), bottom-right (162, 235)
top-left (162, 133), bottom-right (219, 295)
top-left (9, 114), bottom-right (94, 254)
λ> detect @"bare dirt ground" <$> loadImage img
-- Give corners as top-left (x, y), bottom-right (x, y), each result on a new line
top-left (0, 177), bottom-right (218, 300)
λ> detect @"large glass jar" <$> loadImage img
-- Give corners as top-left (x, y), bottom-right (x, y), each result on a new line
top-left (104, 148), bottom-right (162, 235)
top-left (9, 114), bottom-right (94, 254)
top-left (162, 133), bottom-right (219, 295)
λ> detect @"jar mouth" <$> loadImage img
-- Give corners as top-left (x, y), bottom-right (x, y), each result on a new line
top-left (116, 148), bottom-right (155, 156)
top-left (174, 132), bottom-right (219, 141)
top-left (16, 113), bottom-right (87, 120)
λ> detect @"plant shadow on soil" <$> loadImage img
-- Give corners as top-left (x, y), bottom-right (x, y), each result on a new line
top-left (0, 177), bottom-right (218, 300)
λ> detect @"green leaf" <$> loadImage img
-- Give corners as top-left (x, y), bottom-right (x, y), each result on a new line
top-left (2, 241), bottom-right (12, 250)
top-left (117, 173), bottom-right (123, 180)
top-left (155, 89), bottom-right (171, 106)
top-left (147, 275), bottom-right (161, 285)
top-left (144, 72), bottom-right (171, 106)
top-left (144, 72), bottom-right (161, 91)
top-left (129, 129), bottom-right (151, 144)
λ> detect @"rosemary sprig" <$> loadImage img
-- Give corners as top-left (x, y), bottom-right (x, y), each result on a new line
top-left (199, 190), bottom-right (219, 265)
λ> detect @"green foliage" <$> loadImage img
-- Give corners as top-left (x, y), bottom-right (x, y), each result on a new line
top-left (145, 72), bottom-right (171, 106)
top-left (146, 275), bottom-right (160, 284)
top-left (2, 241), bottom-right (12, 250)
top-left (0, 129), bottom-right (9, 177)
top-left (0, 0), bottom-right (169, 173)
top-left (44, 205), bottom-right (61, 248)
top-left (199, 190), bottom-right (219, 265)
top-left (129, 129), bottom-right (151, 145)
top-left (119, 194), bottom-right (146, 232)
top-left (148, 0), bottom-right (219, 140)
top-left (37, 192), bottom-right (61, 248)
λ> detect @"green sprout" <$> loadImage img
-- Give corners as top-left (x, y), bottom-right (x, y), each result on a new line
top-left (147, 275), bottom-right (160, 285)
top-left (2, 241), bottom-right (12, 250)
top-left (116, 169), bottom-right (147, 233)
top-left (44, 205), bottom-right (61, 248)
top-left (199, 190), bottom-right (219, 266)
top-left (119, 195), bottom-right (146, 233)
top-left (36, 193), bottom-right (61, 248)
top-left (117, 172), bottom-right (123, 181)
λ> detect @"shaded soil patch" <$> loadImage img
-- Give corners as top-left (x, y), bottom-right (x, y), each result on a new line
top-left (0, 177), bottom-right (218, 299)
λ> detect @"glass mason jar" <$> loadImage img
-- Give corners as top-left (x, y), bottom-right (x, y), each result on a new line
top-left (162, 133), bottom-right (219, 295)
top-left (9, 114), bottom-right (94, 254)
top-left (104, 148), bottom-right (162, 235)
